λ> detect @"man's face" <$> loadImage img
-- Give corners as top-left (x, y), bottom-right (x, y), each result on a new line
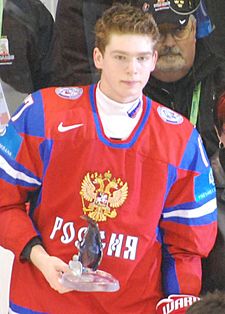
top-left (153, 18), bottom-right (196, 81)
top-left (93, 33), bottom-right (158, 103)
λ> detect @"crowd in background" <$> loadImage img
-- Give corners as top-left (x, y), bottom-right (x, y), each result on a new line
top-left (1, 0), bottom-right (225, 114)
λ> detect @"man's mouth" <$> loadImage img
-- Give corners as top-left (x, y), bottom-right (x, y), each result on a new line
top-left (159, 53), bottom-right (180, 57)
top-left (122, 81), bottom-right (139, 86)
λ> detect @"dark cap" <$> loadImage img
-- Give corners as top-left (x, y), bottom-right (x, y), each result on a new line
top-left (142, 0), bottom-right (200, 27)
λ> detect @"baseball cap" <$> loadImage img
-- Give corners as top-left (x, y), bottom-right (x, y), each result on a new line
top-left (144, 0), bottom-right (200, 27)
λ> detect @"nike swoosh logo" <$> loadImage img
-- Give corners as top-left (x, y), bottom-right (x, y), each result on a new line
top-left (179, 19), bottom-right (186, 25)
top-left (58, 122), bottom-right (84, 132)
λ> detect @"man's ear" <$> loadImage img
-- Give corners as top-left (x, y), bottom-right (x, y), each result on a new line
top-left (192, 18), bottom-right (197, 39)
top-left (150, 50), bottom-right (158, 72)
top-left (93, 47), bottom-right (103, 70)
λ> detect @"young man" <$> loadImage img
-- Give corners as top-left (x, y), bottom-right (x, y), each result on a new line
top-left (0, 3), bottom-right (217, 314)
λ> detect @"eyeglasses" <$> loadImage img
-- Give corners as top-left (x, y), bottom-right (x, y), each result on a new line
top-left (158, 23), bottom-right (193, 42)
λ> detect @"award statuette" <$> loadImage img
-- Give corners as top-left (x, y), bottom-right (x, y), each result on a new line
top-left (0, 82), bottom-right (10, 133)
top-left (61, 215), bottom-right (120, 292)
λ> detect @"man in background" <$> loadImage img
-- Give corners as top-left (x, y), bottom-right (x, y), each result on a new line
top-left (0, 0), bottom-right (54, 114)
top-left (144, 0), bottom-right (225, 158)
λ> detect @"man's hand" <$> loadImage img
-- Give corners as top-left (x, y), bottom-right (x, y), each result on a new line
top-left (30, 244), bottom-right (73, 293)
top-left (156, 294), bottom-right (200, 314)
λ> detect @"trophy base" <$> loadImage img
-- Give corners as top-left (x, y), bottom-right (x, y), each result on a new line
top-left (61, 268), bottom-right (120, 292)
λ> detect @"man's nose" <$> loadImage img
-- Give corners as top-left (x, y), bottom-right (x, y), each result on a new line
top-left (160, 32), bottom-right (177, 47)
top-left (126, 58), bottom-right (138, 74)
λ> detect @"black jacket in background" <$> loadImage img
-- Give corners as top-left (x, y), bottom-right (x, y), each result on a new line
top-left (1, 0), bottom-right (54, 93)
top-left (145, 39), bottom-right (225, 157)
top-left (46, 0), bottom-right (113, 87)
top-left (205, 0), bottom-right (225, 58)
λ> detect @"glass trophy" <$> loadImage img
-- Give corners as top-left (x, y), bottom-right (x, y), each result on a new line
top-left (0, 82), bottom-right (10, 132)
top-left (61, 216), bottom-right (120, 292)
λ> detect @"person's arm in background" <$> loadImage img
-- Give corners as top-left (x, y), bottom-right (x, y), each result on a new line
top-left (44, 0), bottom-right (114, 87)
top-left (43, 0), bottom-right (92, 87)
top-left (26, 0), bottom-right (54, 90)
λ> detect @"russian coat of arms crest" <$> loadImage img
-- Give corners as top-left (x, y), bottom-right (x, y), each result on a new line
top-left (80, 171), bottom-right (128, 222)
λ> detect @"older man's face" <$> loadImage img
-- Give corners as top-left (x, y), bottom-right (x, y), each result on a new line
top-left (153, 18), bottom-right (196, 80)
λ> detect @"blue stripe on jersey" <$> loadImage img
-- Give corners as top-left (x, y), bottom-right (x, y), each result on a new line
top-left (156, 226), bottom-right (163, 244)
top-left (11, 91), bottom-right (45, 137)
top-left (0, 155), bottom-right (41, 188)
top-left (164, 164), bottom-right (178, 204)
top-left (180, 129), bottom-right (209, 171)
top-left (88, 84), bottom-right (151, 148)
top-left (0, 122), bottom-right (22, 159)
top-left (162, 244), bottom-right (180, 295)
top-left (26, 139), bottom-right (53, 218)
top-left (9, 301), bottom-right (47, 314)
top-left (39, 139), bottom-right (53, 177)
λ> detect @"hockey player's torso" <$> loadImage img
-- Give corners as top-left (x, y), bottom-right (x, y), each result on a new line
top-left (10, 85), bottom-right (194, 314)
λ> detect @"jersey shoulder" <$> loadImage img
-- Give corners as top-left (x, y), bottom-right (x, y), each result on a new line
top-left (41, 85), bottom-right (89, 112)
top-left (150, 99), bottom-right (194, 138)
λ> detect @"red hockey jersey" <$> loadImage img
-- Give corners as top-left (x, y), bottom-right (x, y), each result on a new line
top-left (0, 85), bottom-right (217, 313)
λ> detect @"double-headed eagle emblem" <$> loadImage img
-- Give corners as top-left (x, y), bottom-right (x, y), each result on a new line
top-left (80, 171), bottom-right (128, 222)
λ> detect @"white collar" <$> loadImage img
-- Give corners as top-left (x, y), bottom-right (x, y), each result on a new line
top-left (96, 82), bottom-right (143, 139)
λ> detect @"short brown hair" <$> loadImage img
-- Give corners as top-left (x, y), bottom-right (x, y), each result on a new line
top-left (95, 3), bottom-right (159, 53)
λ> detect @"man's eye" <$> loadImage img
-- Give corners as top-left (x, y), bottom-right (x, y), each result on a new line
top-left (174, 27), bottom-right (186, 36)
top-left (115, 55), bottom-right (126, 60)
top-left (137, 56), bottom-right (147, 61)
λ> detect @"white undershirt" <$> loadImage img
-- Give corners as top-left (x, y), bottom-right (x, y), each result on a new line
top-left (96, 82), bottom-right (143, 140)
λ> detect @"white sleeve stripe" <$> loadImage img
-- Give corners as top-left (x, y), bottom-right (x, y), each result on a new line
top-left (9, 308), bottom-right (19, 314)
top-left (11, 94), bottom-right (34, 122)
top-left (163, 198), bottom-right (217, 219)
top-left (0, 155), bottom-right (41, 186)
top-left (11, 101), bottom-right (31, 122)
